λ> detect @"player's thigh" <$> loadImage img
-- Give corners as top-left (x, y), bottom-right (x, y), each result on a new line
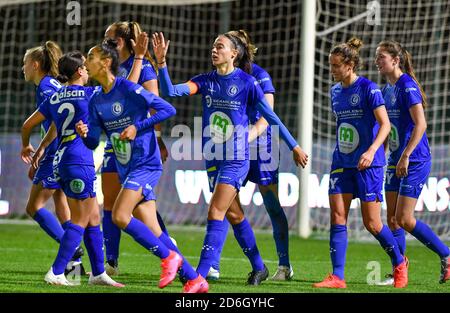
top-left (101, 172), bottom-right (121, 211)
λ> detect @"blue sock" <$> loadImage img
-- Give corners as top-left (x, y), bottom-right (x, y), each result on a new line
top-left (156, 211), bottom-right (169, 236)
top-left (374, 225), bottom-right (404, 266)
top-left (52, 223), bottom-right (84, 275)
top-left (211, 218), bottom-right (229, 272)
top-left (123, 217), bottom-right (170, 259)
top-left (411, 220), bottom-right (450, 258)
top-left (83, 225), bottom-right (105, 277)
top-left (261, 189), bottom-right (290, 267)
top-left (330, 224), bottom-right (347, 280)
top-left (33, 208), bottom-right (64, 243)
top-left (197, 220), bottom-right (224, 278)
top-left (232, 218), bottom-right (265, 271)
top-left (102, 210), bottom-right (121, 262)
top-left (392, 228), bottom-right (406, 256)
top-left (62, 221), bottom-right (81, 263)
top-left (158, 233), bottom-right (197, 280)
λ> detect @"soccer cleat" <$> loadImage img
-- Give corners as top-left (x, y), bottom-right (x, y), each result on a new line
top-left (271, 265), bottom-right (294, 281)
top-left (182, 275), bottom-right (209, 293)
top-left (313, 274), bottom-right (347, 289)
top-left (393, 258), bottom-right (408, 288)
top-left (206, 267), bottom-right (220, 281)
top-left (247, 264), bottom-right (269, 286)
top-left (65, 260), bottom-right (86, 276)
top-left (376, 274), bottom-right (394, 286)
top-left (105, 259), bottom-right (119, 276)
top-left (439, 256), bottom-right (450, 284)
top-left (88, 272), bottom-right (125, 287)
top-left (377, 256), bottom-right (409, 286)
top-left (45, 267), bottom-right (73, 286)
top-left (159, 250), bottom-right (183, 289)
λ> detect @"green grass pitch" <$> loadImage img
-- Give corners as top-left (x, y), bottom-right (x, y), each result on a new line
top-left (0, 222), bottom-right (448, 293)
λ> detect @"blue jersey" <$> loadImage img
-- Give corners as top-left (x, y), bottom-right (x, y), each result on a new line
top-left (382, 73), bottom-right (431, 164)
top-left (35, 76), bottom-right (62, 159)
top-left (85, 77), bottom-right (175, 182)
top-left (38, 85), bottom-right (99, 166)
top-left (190, 68), bottom-right (267, 161)
top-left (248, 63), bottom-right (276, 149)
top-left (331, 76), bottom-right (386, 169)
top-left (106, 56), bottom-right (158, 151)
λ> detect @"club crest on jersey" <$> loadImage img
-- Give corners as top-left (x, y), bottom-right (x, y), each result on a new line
top-left (227, 84), bottom-right (239, 97)
top-left (205, 95), bottom-right (212, 108)
top-left (112, 102), bottom-right (123, 116)
top-left (390, 95), bottom-right (396, 105)
top-left (350, 94), bottom-right (360, 106)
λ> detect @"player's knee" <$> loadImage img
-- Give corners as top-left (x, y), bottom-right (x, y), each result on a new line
top-left (395, 215), bottom-right (414, 231)
top-left (363, 220), bottom-right (381, 235)
top-left (112, 211), bottom-right (130, 229)
top-left (226, 210), bottom-right (244, 225)
top-left (330, 210), bottom-right (347, 225)
top-left (387, 215), bottom-right (399, 229)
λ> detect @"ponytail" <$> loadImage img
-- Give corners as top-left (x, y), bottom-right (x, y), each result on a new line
top-left (24, 40), bottom-right (63, 77)
top-left (223, 31), bottom-right (255, 74)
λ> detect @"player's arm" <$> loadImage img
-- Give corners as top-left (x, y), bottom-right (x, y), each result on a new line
top-left (396, 103), bottom-right (426, 177)
top-left (152, 32), bottom-right (198, 97)
top-left (127, 32), bottom-right (148, 84)
top-left (248, 93), bottom-right (273, 142)
top-left (77, 104), bottom-right (103, 150)
top-left (358, 105), bottom-right (391, 170)
top-left (255, 97), bottom-right (308, 168)
top-left (32, 122), bottom-right (57, 169)
top-left (21, 110), bottom-right (46, 164)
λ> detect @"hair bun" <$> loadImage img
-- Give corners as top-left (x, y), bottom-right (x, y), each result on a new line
top-left (347, 37), bottom-right (363, 52)
top-left (56, 74), bottom-right (69, 83)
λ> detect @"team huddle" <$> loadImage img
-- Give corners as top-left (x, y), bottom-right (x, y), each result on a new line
top-left (19, 20), bottom-right (449, 293)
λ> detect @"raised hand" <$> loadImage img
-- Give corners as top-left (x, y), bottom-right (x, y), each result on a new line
top-left (131, 32), bottom-right (149, 59)
top-left (152, 32), bottom-right (170, 63)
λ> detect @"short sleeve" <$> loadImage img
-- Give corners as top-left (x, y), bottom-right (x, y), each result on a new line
top-left (367, 82), bottom-right (385, 110)
top-left (403, 82), bottom-right (422, 109)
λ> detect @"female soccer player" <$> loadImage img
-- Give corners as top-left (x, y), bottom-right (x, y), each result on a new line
top-left (312, 38), bottom-right (408, 289)
top-left (76, 39), bottom-right (208, 293)
top-left (101, 22), bottom-right (170, 275)
top-left (27, 51), bottom-right (122, 286)
top-left (152, 31), bottom-right (308, 285)
top-left (20, 41), bottom-right (84, 273)
top-left (375, 40), bottom-right (450, 285)
top-left (208, 30), bottom-right (293, 281)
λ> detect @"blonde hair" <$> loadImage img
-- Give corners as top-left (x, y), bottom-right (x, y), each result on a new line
top-left (25, 41), bottom-right (62, 77)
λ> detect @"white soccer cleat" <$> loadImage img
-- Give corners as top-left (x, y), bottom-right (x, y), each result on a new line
top-left (44, 267), bottom-right (74, 286)
top-left (376, 274), bottom-right (394, 286)
top-left (88, 272), bottom-right (125, 287)
top-left (271, 265), bottom-right (294, 281)
top-left (206, 267), bottom-right (220, 281)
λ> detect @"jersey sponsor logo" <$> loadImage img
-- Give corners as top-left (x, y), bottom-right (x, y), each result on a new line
top-left (205, 95), bottom-right (212, 108)
top-left (389, 125), bottom-right (400, 152)
top-left (226, 84), bottom-right (239, 97)
top-left (209, 111), bottom-right (234, 144)
top-left (338, 122), bottom-right (360, 154)
top-left (370, 89), bottom-right (382, 95)
top-left (49, 88), bottom-right (85, 104)
top-left (111, 102), bottom-right (123, 116)
top-left (135, 86), bottom-right (144, 94)
top-left (110, 132), bottom-right (131, 165)
top-left (70, 179), bottom-right (85, 194)
top-left (350, 94), bottom-right (360, 106)
top-left (405, 87), bottom-right (417, 93)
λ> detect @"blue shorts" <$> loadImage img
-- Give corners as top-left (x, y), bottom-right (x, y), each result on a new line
top-left (33, 158), bottom-right (60, 189)
top-left (328, 167), bottom-right (384, 202)
top-left (398, 161), bottom-right (431, 199)
top-left (56, 164), bottom-right (96, 199)
top-left (384, 165), bottom-right (401, 192)
top-left (101, 148), bottom-right (117, 173)
top-left (122, 169), bottom-right (162, 201)
top-left (206, 160), bottom-right (250, 193)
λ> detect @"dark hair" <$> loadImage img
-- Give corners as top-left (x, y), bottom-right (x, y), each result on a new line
top-left (25, 41), bottom-right (63, 77)
top-left (96, 38), bottom-right (120, 75)
top-left (330, 37), bottom-right (363, 72)
top-left (56, 51), bottom-right (84, 83)
top-left (378, 40), bottom-right (428, 109)
top-left (222, 31), bottom-right (255, 74)
top-left (108, 21), bottom-right (157, 72)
